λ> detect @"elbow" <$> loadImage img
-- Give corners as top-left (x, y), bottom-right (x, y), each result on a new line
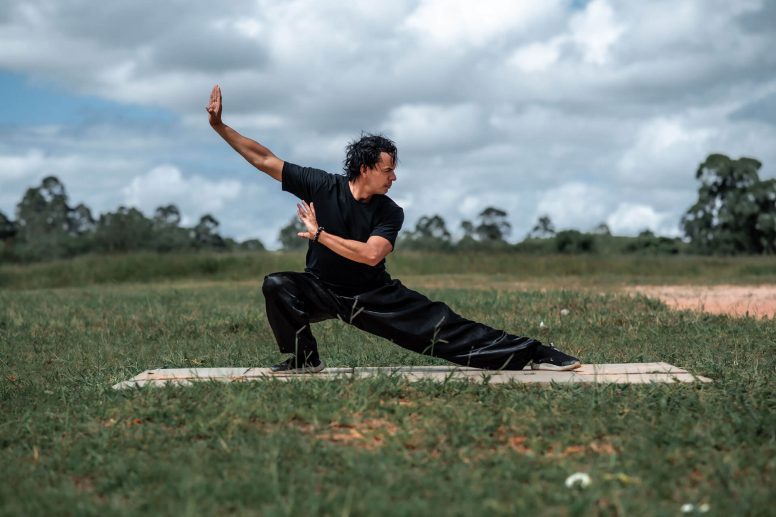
top-left (249, 156), bottom-right (268, 171)
top-left (364, 252), bottom-right (382, 267)
top-left (360, 251), bottom-right (382, 266)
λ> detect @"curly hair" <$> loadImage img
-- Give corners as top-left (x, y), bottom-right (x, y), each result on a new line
top-left (343, 133), bottom-right (398, 182)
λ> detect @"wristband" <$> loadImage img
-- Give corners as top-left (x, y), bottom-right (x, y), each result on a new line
top-left (313, 226), bottom-right (324, 243)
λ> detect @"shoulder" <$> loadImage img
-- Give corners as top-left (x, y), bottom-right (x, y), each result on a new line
top-left (376, 195), bottom-right (404, 221)
top-left (380, 194), bottom-right (403, 212)
top-left (282, 161), bottom-right (336, 194)
top-left (283, 161), bottom-right (334, 181)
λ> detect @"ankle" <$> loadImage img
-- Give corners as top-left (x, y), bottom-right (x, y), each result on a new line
top-left (299, 350), bottom-right (320, 364)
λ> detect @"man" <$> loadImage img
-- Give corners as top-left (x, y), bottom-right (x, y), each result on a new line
top-left (206, 85), bottom-right (581, 373)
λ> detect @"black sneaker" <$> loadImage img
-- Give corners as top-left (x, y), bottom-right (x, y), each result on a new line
top-left (531, 343), bottom-right (581, 371)
top-left (270, 355), bottom-right (325, 374)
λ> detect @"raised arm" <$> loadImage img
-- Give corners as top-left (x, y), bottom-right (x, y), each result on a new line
top-left (206, 85), bottom-right (284, 181)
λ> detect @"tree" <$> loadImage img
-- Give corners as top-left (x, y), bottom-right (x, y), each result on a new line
top-left (475, 207), bottom-right (511, 243)
top-left (69, 203), bottom-right (95, 235)
top-left (681, 154), bottom-right (776, 254)
top-left (239, 238), bottom-right (266, 251)
top-left (0, 211), bottom-right (16, 241)
top-left (591, 222), bottom-right (611, 236)
top-left (278, 217), bottom-right (307, 250)
top-left (527, 215), bottom-right (556, 239)
top-left (401, 214), bottom-right (453, 250)
top-left (151, 204), bottom-right (191, 252)
top-left (460, 220), bottom-right (476, 239)
top-left (0, 210), bottom-right (17, 262)
top-left (94, 206), bottom-right (154, 253)
top-left (14, 176), bottom-right (79, 259)
top-left (192, 214), bottom-right (225, 249)
top-left (153, 204), bottom-right (182, 227)
top-left (623, 230), bottom-right (685, 255)
top-left (554, 230), bottom-right (596, 254)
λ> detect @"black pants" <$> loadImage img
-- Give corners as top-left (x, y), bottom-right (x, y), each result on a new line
top-left (261, 272), bottom-right (539, 371)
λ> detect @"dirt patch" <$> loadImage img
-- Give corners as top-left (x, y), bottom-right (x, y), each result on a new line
top-left (628, 285), bottom-right (776, 318)
top-left (315, 417), bottom-right (399, 451)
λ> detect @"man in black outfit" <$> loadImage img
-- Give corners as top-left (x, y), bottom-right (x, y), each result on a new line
top-left (207, 85), bottom-right (581, 373)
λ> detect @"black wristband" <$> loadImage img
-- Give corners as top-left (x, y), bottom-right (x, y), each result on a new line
top-left (313, 226), bottom-right (324, 243)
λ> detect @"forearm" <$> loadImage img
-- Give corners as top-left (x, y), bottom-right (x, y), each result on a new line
top-left (211, 122), bottom-right (281, 180)
top-left (317, 231), bottom-right (381, 266)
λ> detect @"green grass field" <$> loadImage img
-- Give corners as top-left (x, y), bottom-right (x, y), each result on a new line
top-left (1, 253), bottom-right (774, 515)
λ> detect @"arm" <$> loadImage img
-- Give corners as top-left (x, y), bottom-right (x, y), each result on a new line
top-left (206, 85), bottom-right (284, 181)
top-left (296, 201), bottom-right (393, 266)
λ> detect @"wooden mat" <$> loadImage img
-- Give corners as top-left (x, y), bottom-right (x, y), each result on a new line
top-left (113, 362), bottom-right (711, 389)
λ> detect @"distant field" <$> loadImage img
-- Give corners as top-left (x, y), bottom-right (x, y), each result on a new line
top-left (1, 251), bottom-right (775, 289)
top-left (1, 254), bottom-right (774, 514)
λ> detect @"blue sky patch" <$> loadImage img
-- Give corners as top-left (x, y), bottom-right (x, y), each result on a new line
top-left (0, 71), bottom-right (175, 126)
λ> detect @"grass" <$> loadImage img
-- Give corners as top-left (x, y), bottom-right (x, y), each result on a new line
top-left (1, 255), bottom-right (775, 515)
top-left (1, 250), bottom-right (775, 289)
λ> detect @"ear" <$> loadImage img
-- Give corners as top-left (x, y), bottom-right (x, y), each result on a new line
top-left (360, 164), bottom-right (369, 176)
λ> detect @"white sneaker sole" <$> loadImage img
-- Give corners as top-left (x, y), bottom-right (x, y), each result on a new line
top-left (531, 361), bottom-right (582, 371)
top-left (271, 360), bottom-right (326, 374)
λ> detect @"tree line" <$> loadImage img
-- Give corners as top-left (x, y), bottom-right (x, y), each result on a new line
top-left (276, 153), bottom-right (775, 256)
top-left (0, 176), bottom-right (264, 262)
top-left (1, 153), bottom-right (773, 262)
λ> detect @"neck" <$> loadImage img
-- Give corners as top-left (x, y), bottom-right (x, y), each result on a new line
top-left (348, 179), bottom-right (373, 202)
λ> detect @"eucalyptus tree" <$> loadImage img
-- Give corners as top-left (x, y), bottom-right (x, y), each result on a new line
top-left (682, 154), bottom-right (775, 254)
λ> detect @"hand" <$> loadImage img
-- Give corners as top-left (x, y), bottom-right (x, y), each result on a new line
top-left (296, 201), bottom-right (319, 240)
top-left (206, 84), bottom-right (223, 127)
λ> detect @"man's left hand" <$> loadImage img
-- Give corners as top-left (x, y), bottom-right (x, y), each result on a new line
top-left (296, 201), bottom-right (319, 240)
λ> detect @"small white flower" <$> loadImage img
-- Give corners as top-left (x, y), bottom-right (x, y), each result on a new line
top-left (560, 309), bottom-right (570, 316)
top-left (698, 503), bottom-right (710, 513)
top-left (681, 503), bottom-right (695, 513)
top-left (564, 472), bottom-right (591, 488)
top-left (539, 321), bottom-right (547, 328)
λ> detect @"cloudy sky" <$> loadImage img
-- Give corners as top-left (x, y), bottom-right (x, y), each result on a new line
top-left (1, 0), bottom-right (774, 248)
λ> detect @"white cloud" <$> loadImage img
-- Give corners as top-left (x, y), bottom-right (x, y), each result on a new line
top-left (510, 40), bottom-right (561, 73)
top-left (569, 0), bottom-right (624, 65)
top-left (122, 165), bottom-right (241, 225)
top-left (213, 17), bottom-right (264, 40)
top-left (404, 0), bottom-right (561, 47)
top-left (617, 117), bottom-right (714, 189)
top-left (535, 182), bottom-right (610, 230)
top-left (384, 103), bottom-right (484, 153)
top-left (1, 0), bottom-right (775, 246)
top-left (0, 149), bottom-right (46, 181)
top-left (607, 202), bottom-right (679, 236)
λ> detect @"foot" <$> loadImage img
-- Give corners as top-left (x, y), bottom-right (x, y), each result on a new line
top-left (531, 343), bottom-right (581, 371)
top-left (270, 354), bottom-right (325, 374)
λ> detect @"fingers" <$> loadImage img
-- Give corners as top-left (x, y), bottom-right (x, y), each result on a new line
top-left (207, 84), bottom-right (221, 113)
top-left (207, 84), bottom-right (221, 106)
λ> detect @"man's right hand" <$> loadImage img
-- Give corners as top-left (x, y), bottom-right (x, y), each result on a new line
top-left (206, 84), bottom-right (223, 127)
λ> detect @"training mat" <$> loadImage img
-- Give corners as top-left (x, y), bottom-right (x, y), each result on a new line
top-left (112, 362), bottom-right (711, 389)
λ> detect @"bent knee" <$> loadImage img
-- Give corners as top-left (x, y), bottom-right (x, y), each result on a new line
top-left (262, 273), bottom-right (291, 297)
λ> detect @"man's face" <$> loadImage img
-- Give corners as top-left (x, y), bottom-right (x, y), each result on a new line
top-left (362, 152), bottom-right (397, 194)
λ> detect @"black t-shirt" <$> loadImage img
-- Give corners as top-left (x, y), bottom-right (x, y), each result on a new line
top-left (281, 161), bottom-right (404, 295)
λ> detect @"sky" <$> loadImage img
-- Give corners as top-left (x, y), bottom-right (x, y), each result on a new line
top-left (1, 0), bottom-right (774, 248)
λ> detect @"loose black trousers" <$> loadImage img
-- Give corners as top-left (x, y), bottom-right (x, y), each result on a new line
top-left (261, 271), bottom-right (539, 371)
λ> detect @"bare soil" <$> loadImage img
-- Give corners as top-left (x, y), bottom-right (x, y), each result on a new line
top-left (628, 285), bottom-right (776, 319)
top-left (406, 275), bottom-right (776, 319)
